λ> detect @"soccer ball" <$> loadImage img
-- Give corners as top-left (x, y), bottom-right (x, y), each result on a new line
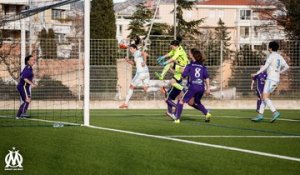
top-left (119, 43), bottom-right (128, 49)
top-left (119, 39), bottom-right (128, 49)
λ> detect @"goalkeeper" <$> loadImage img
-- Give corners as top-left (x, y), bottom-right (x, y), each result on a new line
top-left (155, 39), bottom-right (189, 91)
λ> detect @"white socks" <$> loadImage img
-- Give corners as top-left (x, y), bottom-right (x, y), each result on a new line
top-left (259, 98), bottom-right (276, 114)
top-left (259, 101), bottom-right (266, 114)
top-left (265, 98), bottom-right (276, 113)
top-left (125, 89), bottom-right (133, 104)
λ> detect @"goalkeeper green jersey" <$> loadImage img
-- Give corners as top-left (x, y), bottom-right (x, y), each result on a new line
top-left (167, 45), bottom-right (189, 67)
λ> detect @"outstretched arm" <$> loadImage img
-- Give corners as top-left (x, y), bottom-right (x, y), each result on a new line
top-left (125, 57), bottom-right (134, 66)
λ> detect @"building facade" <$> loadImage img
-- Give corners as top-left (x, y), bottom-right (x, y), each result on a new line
top-left (114, 0), bottom-right (286, 49)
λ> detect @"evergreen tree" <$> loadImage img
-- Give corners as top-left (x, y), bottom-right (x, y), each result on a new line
top-left (175, 0), bottom-right (204, 39)
top-left (278, 0), bottom-right (300, 39)
top-left (149, 23), bottom-right (170, 37)
top-left (215, 18), bottom-right (231, 58)
top-left (38, 28), bottom-right (57, 59)
top-left (204, 31), bottom-right (221, 66)
top-left (91, 0), bottom-right (116, 39)
top-left (48, 28), bottom-right (57, 59)
top-left (39, 28), bottom-right (48, 58)
top-left (128, 3), bottom-right (153, 44)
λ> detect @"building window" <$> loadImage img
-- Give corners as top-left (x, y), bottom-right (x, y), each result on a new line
top-left (52, 9), bottom-right (65, 20)
top-left (240, 27), bottom-right (249, 38)
top-left (240, 10), bottom-right (251, 20)
top-left (55, 33), bottom-right (66, 43)
top-left (253, 26), bottom-right (259, 38)
top-left (119, 25), bottom-right (123, 35)
top-left (3, 5), bottom-right (21, 15)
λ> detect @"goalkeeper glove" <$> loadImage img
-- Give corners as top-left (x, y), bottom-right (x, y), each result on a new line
top-left (160, 61), bottom-right (169, 66)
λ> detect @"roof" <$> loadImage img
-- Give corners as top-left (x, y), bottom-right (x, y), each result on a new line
top-left (198, 0), bottom-right (261, 6)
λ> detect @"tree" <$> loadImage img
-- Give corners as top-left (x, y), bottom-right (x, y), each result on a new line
top-left (91, 0), bottom-right (116, 39)
top-left (38, 28), bottom-right (57, 59)
top-left (215, 18), bottom-right (231, 58)
top-left (39, 28), bottom-right (48, 58)
top-left (0, 42), bottom-right (20, 82)
top-left (235, 44), bottom-right (263, 66)
top-left (204, 30), bottom-right (222, 66)
top-left (278, 0), bottom-right (300, 39)
top-left (175, 0), bottom-right (205, 39)
top-left (48, 28), bottom-right (57, 59)
top-left (254, 0), bottom-right (300, 39)
top-left (128, 3), bottom-right (153, 44)
top-left (149, 23), bottom-right (171, 38)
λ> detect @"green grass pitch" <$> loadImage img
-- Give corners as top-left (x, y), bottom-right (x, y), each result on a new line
top-left (1, 109), bottom-right (300, 174)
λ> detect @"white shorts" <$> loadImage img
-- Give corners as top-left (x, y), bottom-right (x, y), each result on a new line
top-left (263, 79), bottom-right (279, 93)
top-left (131, 72), bottom-right (150, 87)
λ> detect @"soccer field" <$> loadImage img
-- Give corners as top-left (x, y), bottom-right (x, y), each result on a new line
top-left (1, 109), bottom-right (300, 175)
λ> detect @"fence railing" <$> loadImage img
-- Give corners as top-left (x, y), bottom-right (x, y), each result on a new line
top-left (1, 38), bottom-right (299, 101)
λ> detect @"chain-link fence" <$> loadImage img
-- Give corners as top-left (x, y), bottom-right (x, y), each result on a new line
top-left (1, 39), bottom-right (299, 110)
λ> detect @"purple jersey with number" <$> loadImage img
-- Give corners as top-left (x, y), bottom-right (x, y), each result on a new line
top-left (17, 65), bottom-right (34, 89)
top-left (182, 61), bottom-right (209, 88)
top-left (181, 61), bottom-right (209, 103)
top-left (252, 72), bottom-right (267, 93)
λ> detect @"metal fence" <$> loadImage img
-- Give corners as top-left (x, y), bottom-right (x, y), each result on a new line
top-left (1, 39), bottom-right (299, 105)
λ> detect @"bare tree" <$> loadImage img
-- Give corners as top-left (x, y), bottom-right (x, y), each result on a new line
top-left (253, 0), bottom-right (300, 39)
top-left (0, 41), bottom-right (21, 83)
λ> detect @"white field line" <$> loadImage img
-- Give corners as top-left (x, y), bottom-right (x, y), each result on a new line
top-left (93, 113), bottom-right (300, 122)
top-left (2, 115), bottom-right (300, 162)
top-left (2, 113), bottom-right (299, 122)
top-left (166, 135), bottom-right (300, 138)
top-left (86, 125), bottom-right (300, 162)
top-left (212, 115), bottom-right (300, 122)
top-left (0, 115), bottom-right (81, 126)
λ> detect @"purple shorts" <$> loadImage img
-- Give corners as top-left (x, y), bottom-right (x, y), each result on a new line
top-left (182, 86), bottom-right (205, 103)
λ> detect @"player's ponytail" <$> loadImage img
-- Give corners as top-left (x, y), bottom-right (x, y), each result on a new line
top-left (25, 55), bottom-right (33, 65)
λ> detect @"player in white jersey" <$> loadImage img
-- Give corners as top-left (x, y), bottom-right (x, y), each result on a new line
top-left (119, 44), bottom-right (150, 109)
top-left (251, 41), bottom-right (289, 123)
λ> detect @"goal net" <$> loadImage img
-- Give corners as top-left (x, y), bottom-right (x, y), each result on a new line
top-left (0, 0), bottom-right (85, 127)
top-left (1, 0), bottom-right (299, 127)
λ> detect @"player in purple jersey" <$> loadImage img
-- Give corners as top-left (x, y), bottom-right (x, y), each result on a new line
top-left (172, 48), bottom-right (211, 123)
top-left (251, 61), bottom-right (267, 112)
top-left (16, 55), bottom-right (37, 118)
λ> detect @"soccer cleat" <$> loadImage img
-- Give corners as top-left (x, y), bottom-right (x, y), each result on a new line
top-left (251, 114), bottom-right (264, 122)
top-left (174, 119), bottom-right (180, 124)
top-left (20, 113), bottom-right (30, 118)
top-left (166, 112), bottom-right (176, 120)
top-left (270, 111), bottom-right (281, 123)
top-left (205, 113), bottom-right (212, 122)
top-left (119, 103), bottom-right (128, 109)
top-left (154, 72), bottom-right (164, 80)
